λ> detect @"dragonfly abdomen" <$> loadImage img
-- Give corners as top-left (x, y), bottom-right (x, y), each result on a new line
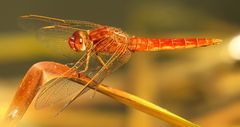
top-left (128, 37), bottom-right (221, 51)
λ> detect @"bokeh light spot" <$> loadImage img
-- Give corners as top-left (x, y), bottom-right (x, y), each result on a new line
top-left (228, 35), bottom-right (240, 60)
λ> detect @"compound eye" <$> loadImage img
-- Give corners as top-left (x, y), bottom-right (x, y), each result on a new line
top-left (68, 36), bottom-right (78, 51)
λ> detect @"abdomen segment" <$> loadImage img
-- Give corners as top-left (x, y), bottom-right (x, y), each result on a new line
top-left (128, 37), bottom-right (221, 51)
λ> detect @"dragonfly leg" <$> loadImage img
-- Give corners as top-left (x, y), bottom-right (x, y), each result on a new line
top-left (96, 54), bottom-right (109, 70)
top-left (79, 41), bottom-right (94, 73)
top-left (79, 51), bottom-right (91, 73)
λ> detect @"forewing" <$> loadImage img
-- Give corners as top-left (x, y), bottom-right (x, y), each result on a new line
top-left (19, 14), bottom-right (101, 31)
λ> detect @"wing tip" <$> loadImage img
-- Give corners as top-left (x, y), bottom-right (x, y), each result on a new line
top-left (20, 14), bottom-right (39, 19)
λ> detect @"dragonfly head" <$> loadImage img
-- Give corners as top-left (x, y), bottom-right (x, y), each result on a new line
top-left (68, 30), bottom-right (87, 52)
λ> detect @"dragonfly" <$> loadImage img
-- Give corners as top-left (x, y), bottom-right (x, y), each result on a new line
top-left (20, 15), bottom-right (221, 114)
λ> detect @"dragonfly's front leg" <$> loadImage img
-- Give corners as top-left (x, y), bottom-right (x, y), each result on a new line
top-left (79, 54), bottom-right (90, 73)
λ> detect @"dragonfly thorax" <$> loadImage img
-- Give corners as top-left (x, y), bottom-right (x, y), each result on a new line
top-left (68, 30), bottom-right (87, 52)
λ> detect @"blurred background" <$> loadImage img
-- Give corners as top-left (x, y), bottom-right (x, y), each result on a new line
top-left (0, 0), bottom-right (240, 127)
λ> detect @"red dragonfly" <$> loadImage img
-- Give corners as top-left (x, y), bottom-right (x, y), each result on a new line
top-left (20, 15), bottom-right (221, 113)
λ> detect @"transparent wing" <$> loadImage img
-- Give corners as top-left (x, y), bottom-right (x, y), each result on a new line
top-left (36, 25), bottom-right (84, 60)
top-left (35, 78), bottom-right (90, 110)
top-left (19, 15), bottom-right (102, 61)
top-left (19, 14), bottom-right (101, 31)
